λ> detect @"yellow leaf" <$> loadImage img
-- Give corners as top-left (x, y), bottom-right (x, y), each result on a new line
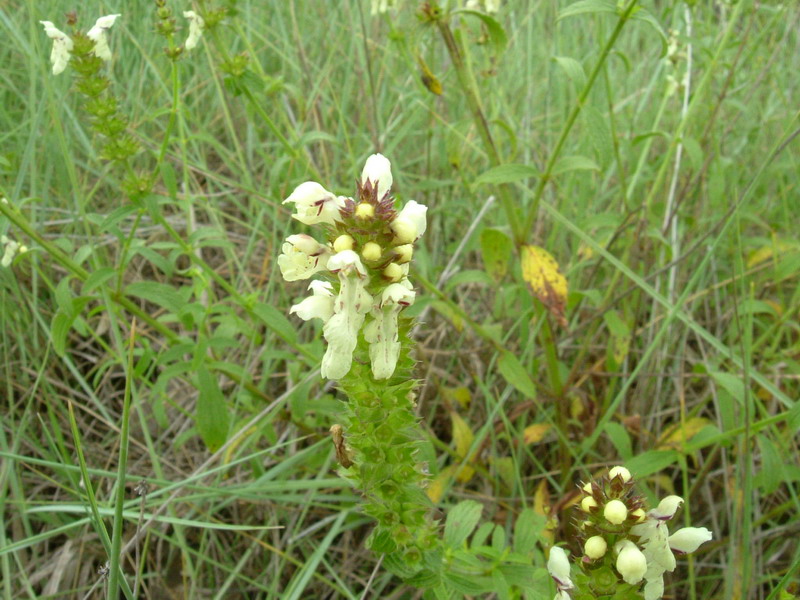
top-left (521, 245), bottom-right (568, 327)
top-left (427, 465), bottom-right (457, 503)
top-left (746, 239), bottom-right (795, 268)
top-left (442, 386), bottom-right (472, 409)
top-left (523, 423), bottom-right (552, 445)
top-left (450, 411), bottom-right (475, 460)
top-left (657, 417), bottom-right (711, 449)
top-left (533, 480), bottom-right (556, 545)
top-left (455, 464), bottom-right (475, 483)
top-left (418, 55), bottom-right (443, 96)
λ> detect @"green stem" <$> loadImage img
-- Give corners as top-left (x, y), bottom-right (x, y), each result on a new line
top-left (435, 19), bottom-right (523, 244)
top-left (521, 1), bottom-right (639, 240)
top-left (108, 324), bottom-right (136, 600)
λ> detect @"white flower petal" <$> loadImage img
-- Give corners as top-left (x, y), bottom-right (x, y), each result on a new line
top-left (320, 268), bottom-right (372, 380)
top-left (395, 200), bottom-right (427, 240)
top-left (40, 21), bottom-right (74, 75)
top-left (361, 153), bottom-right (393, 199)
top-left (283, 182), bottom-right (345, 226)
top-left (547, 547), bottom-right (573, 590)
top-left (327, 249), bottom-right (367, 278)
top-left (290, 280), bottom-right (334, 322)
top-left (278, 239), bottom-right (330, 282)
top-left (669, 527), bottom-right (712, 554)
top-left (87, 14), bottom-right (120, 61)
top-left (183, 10), bottom-right (205, 50)
top-left (653, 495), bottom-right (683, 520)
top-left (643, 577), bottom-right (665, 600)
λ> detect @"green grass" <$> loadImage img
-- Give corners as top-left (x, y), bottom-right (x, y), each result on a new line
top-left (1, 0), bottom-right (799, 598)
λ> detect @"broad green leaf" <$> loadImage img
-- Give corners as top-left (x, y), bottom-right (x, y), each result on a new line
top-left (125, 281), bottom-right (185, 315)
top-left (474, 163), bottom-right (538, 185)
top-left (195, 367), bottom-right (230, 452)
top-left (711, 371), bottom-right (746, 404)
top-left (54, 277), bottom-right (74, 316)
top-left (457, 10), bottom-right (508, 54)
top-left (82, 267), bottom-right (116, 294)
top-left (552, 155), bottom-right (600, 175)
top-left (444, 500), bottom-right (483, 548)
top-left (625, 450), bottom-right (679, 478)
top-left (755, 434), bottom-right (783, 495)
top-left (584, 106), bottom-right (614, 165)
top-left (552, 56), bottom-right (587, 88)
top-left (497, 352), bottom-right (537, 399)
top-left (160, 162), bottom-right (178, 199)
top-left (604, 422), bottom-right (633, 460)
top-left (557, 0), bottom-right (617, 21)
top-left (480, 228), bottom-right (513, 280)
top-left (50, 310), bottom-right (73, 356)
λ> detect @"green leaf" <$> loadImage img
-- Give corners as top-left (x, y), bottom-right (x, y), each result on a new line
top-left (584, 106), bottom-right (614, 166)
top-left (557, 0), bottom-right (617, 21)
top-left (552, 56), bottom-right (587, 88)
top-left (513, 508), bottom-right (545, 554)
top-left (457, 10), bottom-right (508, 54)
top-left (625, 450), bottom-right (679, 478)
top-left (54, 277), bottom-right (74, 316)
top-left (195, 367), bottom-right (229, 452)
top-left (82, 267), bottom-right (117, 294)
top-left (604, 422), bottom-right (633, 461)
top-left (444, 500), bottom-right (483, 548)
top-left (474, 163), bottom-right (538, 185)
top-left (755, 434), bottom-right (783, 495)
top-left (631, 8), bottom-right (668, 57)
top-left (50, 310), bottom-right (73, 356)
top-left (552, 155), bottom-right (600, 175)
top-left (497, 352), bottom-right (537, 399)
top-left (253, 302), bottom-right (297, 343)
top-left (160, 162), bottom-right (178, 199)
top-left (125, 281), bottom-right (185, 315)
top-left (480, 229), bottom-right (513, 281)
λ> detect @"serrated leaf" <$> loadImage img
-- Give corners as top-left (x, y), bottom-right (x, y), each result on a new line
top-left (195, 367), bottom-right (230, 452)
top-left (521, 245), bottom-right (568, 326)
top-left (497, 352), bottom-right (537, 399)
top-left (480, 228), bottom-right (513, 280)
top-left (523, 423), bottom-right (552, 444)
top-left (125, 281), bottom-right (185, 315)
top-left (458, 10), bottom-right (508, 54)
top-left (474, 163), bottom-right (538, 185)
top-left (557, 0), bottom-right (617, 21)
top-left (444, 500), bottom-right (483, 548)
top-left (552, 155), bottom-right (600, 175)
top-left (513, 508), bottom-right (545, 555)
top-left (552, 56), bottom-right (587, 88)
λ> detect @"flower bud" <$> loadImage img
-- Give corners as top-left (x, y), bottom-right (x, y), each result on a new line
top-left (584, 536), bottom-right (607, 559)
top-left (391, 217), bottom-right (417, 244)
top-left (361, 153), bottom-right (393, 199)
top-left (287, 233), bottom-right (326, 256)
top-left (631, 508), bottom-right (646, 523)
top-left (581, 496), bottom-right (598, 512)
top-left (355, 202), bottom-right (375, 219)
top-left (361, 241), bottom-right (382, 262)
top-left (581, 481), bottom-right (593, 494)
top-left (608, 466), bottom-right (632, 483)
top-left (614, 540), bottom-right (647, 585)
top-left (604, 499), bottom-right (628, 525)
top-left (383, 262), bottom-right (403, 282)
top-left (333, 235), bottom-right (354, 253)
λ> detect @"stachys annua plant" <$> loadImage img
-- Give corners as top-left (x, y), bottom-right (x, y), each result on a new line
top-left (279, 154), bottom-right (439, 574)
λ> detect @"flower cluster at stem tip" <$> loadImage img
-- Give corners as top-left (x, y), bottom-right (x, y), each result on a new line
top-left (280, 154), bottom-right (427, 381)
top-left (547, 466), bottom-right (713, 600)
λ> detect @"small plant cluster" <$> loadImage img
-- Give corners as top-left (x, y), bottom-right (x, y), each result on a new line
top-left (548, 467), bottom-right (713, 600)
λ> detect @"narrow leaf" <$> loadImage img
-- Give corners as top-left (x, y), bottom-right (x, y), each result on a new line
top-left (195, 367), bottom-right (230, 452)
top-left (474, 163), bottom-right (538, 185)
top-left (497, 352), bottom-right (537, 399)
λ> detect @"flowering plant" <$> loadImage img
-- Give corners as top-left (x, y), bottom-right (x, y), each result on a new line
top-left (547, 466), bottom-right (713, 600)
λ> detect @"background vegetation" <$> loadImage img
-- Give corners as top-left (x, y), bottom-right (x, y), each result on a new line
top-left (1, 0), bottom-right (798, 598)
